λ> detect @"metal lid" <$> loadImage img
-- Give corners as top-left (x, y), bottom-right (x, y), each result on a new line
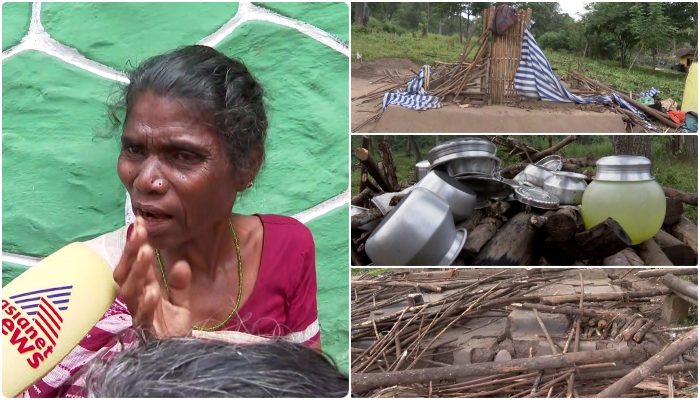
top-left (535, 155), bottom-right (563, 171)
top-left (552, 171), bottom-right (587, 180)
top-left (594, 155), bottom-right (654, 181)
top-left (430, 151), bottom-right (501, 169)
top-left (428, 137), bottom-right (497, 164)
top-left (515, 186), bottom-right (560, 209)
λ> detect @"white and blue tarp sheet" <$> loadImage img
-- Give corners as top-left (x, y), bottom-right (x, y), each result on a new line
top-left (514, 26), bottom-right (657, 130)
top-left (382, 66), bottom-right (443, 111)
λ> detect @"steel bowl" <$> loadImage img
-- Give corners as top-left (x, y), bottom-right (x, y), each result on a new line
top-left (365, 188), bottom-right (468, 266)
top-left (536, 155), bottom-right (563, 171)
top-left (543, 171), bottom-right (588, 205)
top-left (523, 164), bottom-right (555, 187)
top-left (445, 155), bottom-right (501, 177)
top-left (416, 170), bottom-right (477, 222)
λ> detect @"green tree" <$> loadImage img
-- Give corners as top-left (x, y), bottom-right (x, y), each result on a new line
top-left (585, 2), bottom-right (639, 66)
top-left (631, 3), bottom-right (677, 70)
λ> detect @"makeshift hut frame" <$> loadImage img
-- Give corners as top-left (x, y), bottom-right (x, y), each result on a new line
top-left (483, 6), bottom-right (532, 104)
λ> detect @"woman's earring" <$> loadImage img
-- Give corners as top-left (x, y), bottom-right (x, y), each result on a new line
top-left (246, 181), bottom-right (254, 189)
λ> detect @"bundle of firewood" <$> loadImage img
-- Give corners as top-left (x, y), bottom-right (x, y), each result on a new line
top-left (351, 136), bottom-right (698, 267)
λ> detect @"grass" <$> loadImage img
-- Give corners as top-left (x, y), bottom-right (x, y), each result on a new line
top-left (351, 135), bottom-right (698, 223)
top-left (351, 30), bottom-right (688, 104)
top-left (351, 27), bottom-right (477, 65)
top-left (545, 51), bottom-right (687, 105)
top-left (351, 268), bottom-right (393, 276)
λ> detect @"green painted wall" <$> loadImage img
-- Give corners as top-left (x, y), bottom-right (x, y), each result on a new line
top-left (2, 2), bottom-right (349, 372)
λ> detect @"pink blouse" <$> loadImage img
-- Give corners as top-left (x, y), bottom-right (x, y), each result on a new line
top-left (23, 214), bottom-right (319, 398)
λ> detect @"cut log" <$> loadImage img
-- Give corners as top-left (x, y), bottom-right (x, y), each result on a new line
top-left (596, 328), bottom-right (698, 398)
top-left (546, 207), bottom-right (582, 241)
top-left (462, 217), bottom-right (504, 257)
top-left (622, 318), bottom-right (646, 341)
top-left (361, 173), bottom-right (382, 193)
top-left (622, 248), bottom-right (645, 266)
top-left (355, 147), bottom-right (393, 192)
top-left (473, 211), bottom-right (542, 266)
top-left (653, 230), bottom-right (697, 266)
top-left (352, 280), bottom-right (442, 293)
top-left (634, 239), bottom-right (674, 266)
top-left (633, 320), bottom-right (654, 343)
top-left (457, 209), bottom-right (486, 234)
top-left (574, 218), bottom-right (633, 262)
top-left (660, 273), bottom-right (698, 302)
top-left (530, 136), bottom-right (578, 162)
top-left (377, 141), bottom-right (399, 191)
top-left (351, 188), bottom-right (373, 206)
top-left (352, 347), bottom-right (631, 393)
top-left (671, 216), bottom-right (698, 255)
top-left (636, 268), bottom-right (699, 278)
top-left (540, 288), bottom-right (672, 305)
top-left (663, 197), bottom-right (684, 226)
top-left (662, 187), bottom-right (698, 206)
top-left (351, 208), bottom-right (383, 229)
top-left (603, 251), bottom-right (631, 266)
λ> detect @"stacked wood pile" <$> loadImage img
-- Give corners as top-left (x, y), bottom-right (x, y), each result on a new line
top-left (351, 136), bottom-right (698, 266)
top-left (351, 268), bottom-right (698, 397)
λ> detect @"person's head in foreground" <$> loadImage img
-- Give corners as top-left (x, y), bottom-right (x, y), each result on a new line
top-left (83, 335), bottom-right (347, 398)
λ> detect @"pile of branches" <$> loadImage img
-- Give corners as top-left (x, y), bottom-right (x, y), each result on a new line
top-left (351, 268), bottom-right (698, 397)
top-left (351, 136), bottom-right (698, 267)
top-left (568, 71), bottom-right (681, 133)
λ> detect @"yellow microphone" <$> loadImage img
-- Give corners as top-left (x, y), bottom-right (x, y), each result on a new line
top-left (2, 243), bottom-right (119, 397)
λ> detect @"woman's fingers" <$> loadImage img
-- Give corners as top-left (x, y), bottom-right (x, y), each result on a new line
top-left (113, 217), bottom-right (148, 284)
top-left (134, 285), bottom-right (159, 334)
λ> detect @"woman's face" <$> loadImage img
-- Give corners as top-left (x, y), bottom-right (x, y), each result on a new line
top-left (117, 91), bottom-right (243, 248)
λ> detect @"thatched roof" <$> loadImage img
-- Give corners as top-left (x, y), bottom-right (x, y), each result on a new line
top-left (675, 48), bottom-right (697, 58)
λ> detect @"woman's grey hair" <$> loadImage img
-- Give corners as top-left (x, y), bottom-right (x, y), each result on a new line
top-left (83, 333), bottom-right (348, 398)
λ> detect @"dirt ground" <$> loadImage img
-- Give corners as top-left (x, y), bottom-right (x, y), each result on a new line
top-left (352, 59), bottom-right (635, 133)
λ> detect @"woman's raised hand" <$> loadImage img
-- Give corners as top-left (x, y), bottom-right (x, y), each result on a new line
top-left (113, 217), bottom-right (193, 338)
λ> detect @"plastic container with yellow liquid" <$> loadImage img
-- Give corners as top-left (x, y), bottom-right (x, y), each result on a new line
top-left (581, 155), bottom-right (665, 245)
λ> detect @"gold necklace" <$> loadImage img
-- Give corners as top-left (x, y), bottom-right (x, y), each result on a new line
top-left (155, 218), bottom-right (243, 332)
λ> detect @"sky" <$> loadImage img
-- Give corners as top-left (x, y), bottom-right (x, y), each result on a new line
top-left (558, 1), bottom-right (589, 21)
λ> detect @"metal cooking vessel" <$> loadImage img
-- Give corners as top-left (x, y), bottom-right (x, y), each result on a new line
top-left (523, 164), bottom-right (554, 187)
top-left (444, 155), bottom-right (501, 177)
top-left (415, 160), bottom-right (431, 181)
top-left (416, 170), bottom-right (477, 222)
top-left (544, 171), bottom-right (588, 205)
top-left (365, 188), bottom-right (468, 266)
top-left (536, 155), bottom-right (563, 171)
top-left (428, 137), bottom-right (497, 165)
top-left (457, 176), bottom-right (513, 199)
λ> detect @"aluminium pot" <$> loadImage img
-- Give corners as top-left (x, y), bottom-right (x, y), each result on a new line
top-left (543, 171), bottom-right (588, 205)
top-left (365, 188), bottom-right (467, 266)
top-left (415, 170), bottom-right (477, 222)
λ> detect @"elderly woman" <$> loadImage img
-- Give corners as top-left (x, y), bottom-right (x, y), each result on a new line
top-left (23, 45), bottom-right (320, 397)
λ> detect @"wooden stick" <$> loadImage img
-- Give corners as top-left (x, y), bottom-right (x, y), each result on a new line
top-left (352, 348), bottom-right (632, 393)
top-left (351, 187), bottom-right (373, 206)
top-left (540, 288), bottom-right (672, 305)
top-left (354, 147), bottom-right (393, 192)
top-left (352, 280), bottom-right (442, 293)
top-left (636, 268), bottom-right (698, 278)
top-left (534, 309), bottom-right (558, 354)
top-left (513, 303), bottom-right (602, 319)
top-left (596, 329), bottom-right (698, 398)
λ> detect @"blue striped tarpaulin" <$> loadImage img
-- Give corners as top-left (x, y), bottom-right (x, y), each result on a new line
top-left (514, 26), bottom-right (656, 130)
top-left (382, 66), bottom-right (443, 111)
